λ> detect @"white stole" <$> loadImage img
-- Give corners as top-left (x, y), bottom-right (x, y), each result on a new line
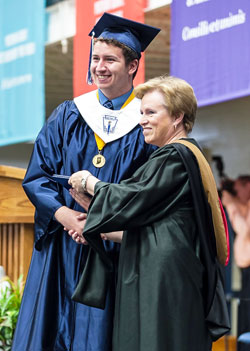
top-left (74, 90), bottom-right (141, 144)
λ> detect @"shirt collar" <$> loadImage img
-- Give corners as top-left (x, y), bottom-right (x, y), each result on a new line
top-left (98, 88), bottom-right (134, 110)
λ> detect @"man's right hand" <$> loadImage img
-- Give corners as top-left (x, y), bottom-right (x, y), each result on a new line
top-left (54, 206), bottom-right (88, 244)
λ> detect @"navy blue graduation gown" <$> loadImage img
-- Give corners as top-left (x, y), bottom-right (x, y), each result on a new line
top-left (12, 100), bottom-right (155, 351)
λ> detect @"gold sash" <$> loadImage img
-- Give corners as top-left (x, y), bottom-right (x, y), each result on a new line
top-left (173, 140), bottom-right (228, 265)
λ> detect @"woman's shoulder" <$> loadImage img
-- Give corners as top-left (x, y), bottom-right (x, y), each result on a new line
top-left (151, 138), bottom-right (199, 156)
top-left (147, 138), bottom-right (201, 170)
top-left (149, 141), bottom-right (183, 159)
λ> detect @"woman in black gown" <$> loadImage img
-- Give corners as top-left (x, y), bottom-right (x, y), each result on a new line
top-left (68, 76), bottom-right (230, 351)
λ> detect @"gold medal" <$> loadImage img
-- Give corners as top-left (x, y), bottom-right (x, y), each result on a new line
top-left (92, 154), bottom-right (106, 168)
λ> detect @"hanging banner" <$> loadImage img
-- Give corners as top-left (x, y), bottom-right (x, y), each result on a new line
top-left (74, 0), bottom-right (146, 97)
top-left (0, 0), bottom-right (45, 146)
top-left (171, 0), bottom-right (250, 106)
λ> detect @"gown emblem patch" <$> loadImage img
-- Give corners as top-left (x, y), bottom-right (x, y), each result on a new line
top-left (103, 115), bottom-right (118, 134)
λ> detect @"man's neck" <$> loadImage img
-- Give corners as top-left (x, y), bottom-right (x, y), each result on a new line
top-left (98, 87), bottom-right (134, 110)
top-left (100, 85), bottom-right (133, 101)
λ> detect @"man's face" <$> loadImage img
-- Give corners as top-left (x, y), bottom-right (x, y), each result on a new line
top-left (90, 41), bottom-right (137, 99)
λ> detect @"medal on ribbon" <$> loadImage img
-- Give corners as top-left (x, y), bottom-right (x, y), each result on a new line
top-left (93, 134), bottom-right (106, 168)
top-left (92, 153), bottom-right (106, 168)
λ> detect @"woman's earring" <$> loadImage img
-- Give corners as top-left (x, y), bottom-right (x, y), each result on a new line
top-left (174, 124), bottom-right (177, 131)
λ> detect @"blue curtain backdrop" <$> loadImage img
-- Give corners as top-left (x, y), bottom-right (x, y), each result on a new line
top-left (171, 0), bottom-right (250, 107)
top-left (0, 0), bottom-right (45, 146)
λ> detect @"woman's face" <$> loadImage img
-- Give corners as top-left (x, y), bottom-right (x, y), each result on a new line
top-left (139, 90), bottom-right (175, 147)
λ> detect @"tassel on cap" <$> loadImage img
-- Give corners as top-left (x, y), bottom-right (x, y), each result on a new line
top-left (87, 31), bottom-right (95, 85)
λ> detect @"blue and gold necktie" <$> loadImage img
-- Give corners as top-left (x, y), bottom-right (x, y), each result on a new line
top-left (103, 100), bottom-right (114, 110)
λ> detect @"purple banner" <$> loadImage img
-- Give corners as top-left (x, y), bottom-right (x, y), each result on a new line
top-left (170, 0), bottom-right (250, 106)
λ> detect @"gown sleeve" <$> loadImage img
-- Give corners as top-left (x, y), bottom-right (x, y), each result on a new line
top-left (22, 101), bottom-right (74, 247)
top-left (84, 147), bottom-right (189, 236)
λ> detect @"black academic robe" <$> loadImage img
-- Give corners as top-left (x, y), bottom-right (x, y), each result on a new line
top-left (12, 100), bottom-right (156, 351)
top-left (81, 140), bottom-right (229, 351)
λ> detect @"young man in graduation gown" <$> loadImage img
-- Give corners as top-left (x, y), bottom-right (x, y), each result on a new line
top-left (12, 13), bottom-right (160, 351)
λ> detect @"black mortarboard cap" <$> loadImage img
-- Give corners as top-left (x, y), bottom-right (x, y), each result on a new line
top-left (87, 12), bottom-right (161, 84)
top-left (89, 12), bottom-right (160, 56)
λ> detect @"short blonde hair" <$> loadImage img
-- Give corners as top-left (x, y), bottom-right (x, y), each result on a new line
top-left (134, 75), bottom-right (197, 133)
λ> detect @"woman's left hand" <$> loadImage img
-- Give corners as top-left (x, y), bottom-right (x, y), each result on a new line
top-left (69, 170), bottom-right (91, 193)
